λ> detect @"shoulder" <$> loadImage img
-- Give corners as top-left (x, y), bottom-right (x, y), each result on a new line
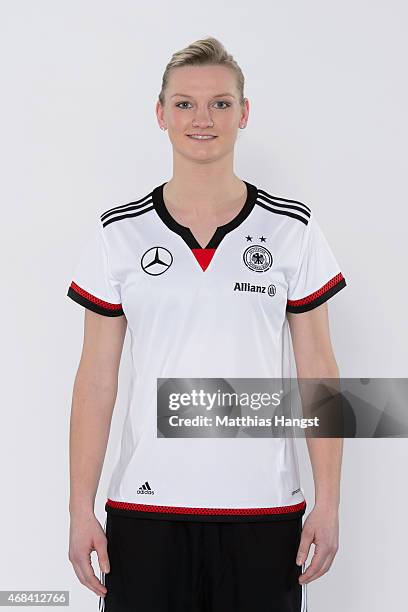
top-left (98, 187), bottom-right (156, 230)
top-left (254, 184), bottom-right (312, 227)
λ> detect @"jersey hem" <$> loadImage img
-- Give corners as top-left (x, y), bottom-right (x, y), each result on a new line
top-left (105, 499), bottom-right (307, 523)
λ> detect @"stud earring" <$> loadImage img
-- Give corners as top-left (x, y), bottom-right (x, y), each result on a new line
top-left (160, 125), bottom-right (167, 131)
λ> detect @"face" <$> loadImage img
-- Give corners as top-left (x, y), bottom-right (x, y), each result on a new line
top-left (156, 64), bottom-right (249, 164)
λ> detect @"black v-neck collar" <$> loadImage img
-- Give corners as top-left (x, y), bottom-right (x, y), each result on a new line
top-left (152, 180), bottom-right (258, 250)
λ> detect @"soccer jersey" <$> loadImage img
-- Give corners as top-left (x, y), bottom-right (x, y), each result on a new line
top-left (67, 180), bottom-right (346, 522)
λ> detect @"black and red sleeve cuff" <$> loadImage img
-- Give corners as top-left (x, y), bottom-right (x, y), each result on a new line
top-left (67, 281), bottom-right (124, 317)
top-left (286, 272), bottom-right (346, 313)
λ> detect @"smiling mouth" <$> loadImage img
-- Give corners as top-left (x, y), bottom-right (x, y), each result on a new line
top-left (187, 134), bottom-right (217, 140)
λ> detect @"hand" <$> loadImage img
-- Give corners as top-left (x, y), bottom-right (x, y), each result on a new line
top-left (68, 512), bottom-right (110, 597)
top-left (296, 504), bottom-right (339, 584)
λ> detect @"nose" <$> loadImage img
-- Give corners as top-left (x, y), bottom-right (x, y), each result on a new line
top-left (192, 105), bottom-right (214, 127)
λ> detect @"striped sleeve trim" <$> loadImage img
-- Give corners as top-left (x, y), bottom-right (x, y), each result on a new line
top-left (286, 272), bottom-right (346, 313)
top-left (67, 281), bottom-right (124, 317)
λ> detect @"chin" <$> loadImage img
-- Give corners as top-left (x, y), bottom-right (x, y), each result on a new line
top-left (177, 146), bottom-right (217, 160)
top-left (192, 152), bottom-right (222, 163)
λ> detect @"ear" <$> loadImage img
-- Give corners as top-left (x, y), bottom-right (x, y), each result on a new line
top-left (240, 98), bottom-right (250, 124)
top-left (155, 100), bottom-right (165, 129)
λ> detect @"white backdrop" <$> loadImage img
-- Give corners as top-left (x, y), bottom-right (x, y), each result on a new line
top-left (1, 1), bottom-right (407, 610)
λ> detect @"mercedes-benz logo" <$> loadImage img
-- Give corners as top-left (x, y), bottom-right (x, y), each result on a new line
top-left (141, 246), bottom-right (173, 275)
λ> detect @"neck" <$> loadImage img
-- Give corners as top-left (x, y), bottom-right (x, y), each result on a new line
top-left (165, 151), bottom-right (245, 210)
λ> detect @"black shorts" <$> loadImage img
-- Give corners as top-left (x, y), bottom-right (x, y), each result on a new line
top-left (99, 512), bottom-right (308, 612)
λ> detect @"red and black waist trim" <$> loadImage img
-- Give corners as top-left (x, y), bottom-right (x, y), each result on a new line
top-left (105, 498), bottom-right (306, 523)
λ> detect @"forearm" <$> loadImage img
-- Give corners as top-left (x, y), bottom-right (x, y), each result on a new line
top-left (69, 371), bottom-right (117, 517)
top-left (297, 361), bottom-right (343, 511)
top-left (305, 436), bottom-right (343, 509)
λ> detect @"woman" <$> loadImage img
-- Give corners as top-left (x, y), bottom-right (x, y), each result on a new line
top-left (67, 37), bottom-right (346, 612)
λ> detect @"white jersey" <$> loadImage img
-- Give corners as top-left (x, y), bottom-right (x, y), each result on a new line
top-left (67, 180), bottom-right (346, 522)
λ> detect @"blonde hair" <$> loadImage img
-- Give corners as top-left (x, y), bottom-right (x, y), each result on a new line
top-left (158, 37), bottom-right (245, 107)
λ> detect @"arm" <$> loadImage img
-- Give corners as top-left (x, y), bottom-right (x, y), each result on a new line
top-left (68, 310), bottom-right (127, 598)
top-left (287, 302), bottom-right (342, 584)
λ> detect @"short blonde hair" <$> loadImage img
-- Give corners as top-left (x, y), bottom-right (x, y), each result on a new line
top-left (158, 37), bottom-right (245, 107)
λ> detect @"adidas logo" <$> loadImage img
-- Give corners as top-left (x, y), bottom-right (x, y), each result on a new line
top-left (137, 481), bottom-right (155, 495)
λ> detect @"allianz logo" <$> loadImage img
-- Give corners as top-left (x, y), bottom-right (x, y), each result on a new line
top-left (234, 282), bottom-right (276, 297)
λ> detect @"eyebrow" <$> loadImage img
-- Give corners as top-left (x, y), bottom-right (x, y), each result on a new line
top-left (170, 93), bottom-right (236, 99)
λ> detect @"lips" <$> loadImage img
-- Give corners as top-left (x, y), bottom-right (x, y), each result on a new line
top-left (187, 134), bottom-right (217, 139)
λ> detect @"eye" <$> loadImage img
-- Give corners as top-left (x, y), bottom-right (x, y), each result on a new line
top-left (175, 101), bottom-right (192, 109)
top-left (213, 101), bottom-right (231, 109)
